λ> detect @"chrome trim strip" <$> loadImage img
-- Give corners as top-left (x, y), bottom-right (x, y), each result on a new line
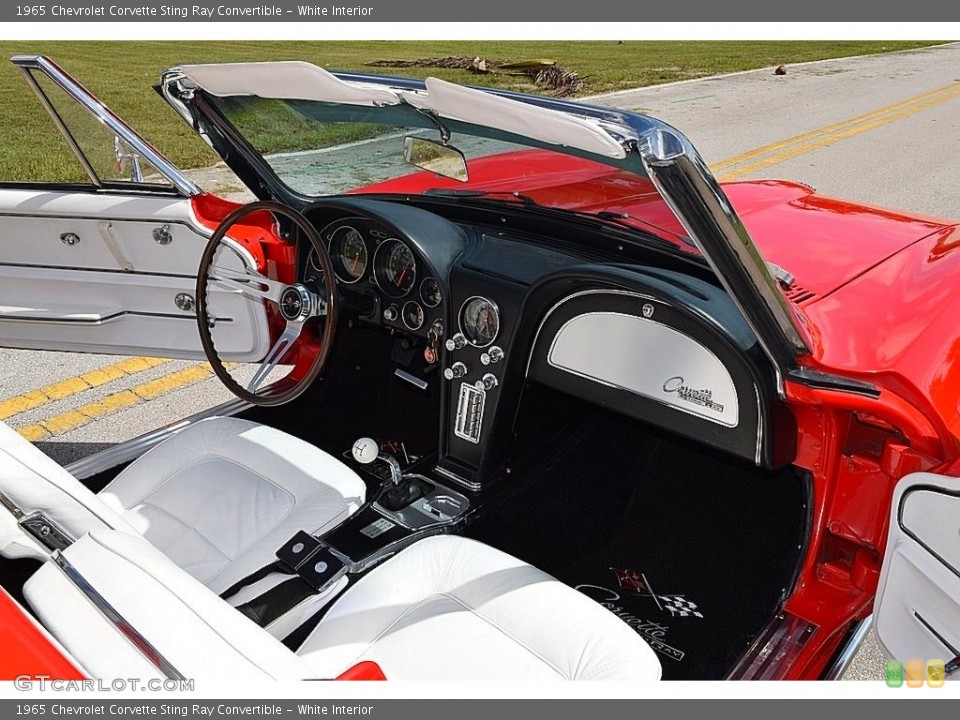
top-left (394, 368), bottom-right (428, 390)
top-left (433, 464), bottom-right (482, 492)
top-left (52, 550), bottom-right (185, 680)
top-left (637, 128), bottom-right (810, 393)
top-left (822, 616), bottom-right (873, 680)
top-left (12, 56), bottom-right (201, 197)
top-left (65, 398), bottom-right (251, 480)
top-left (18, 67), bottom-right (101, 187)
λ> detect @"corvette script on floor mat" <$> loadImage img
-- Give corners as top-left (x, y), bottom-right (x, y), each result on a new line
top-left (577, 567), bottom-right (705, 664)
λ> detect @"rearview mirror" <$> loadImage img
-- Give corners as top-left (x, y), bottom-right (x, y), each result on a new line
top-left (403, 136), bottom-right (468, 182)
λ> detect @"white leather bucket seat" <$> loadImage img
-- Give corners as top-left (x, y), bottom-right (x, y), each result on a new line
top-left (25, 530), bottom-right (662, 681)
top-left (0, 417), bottom-right (365, 593)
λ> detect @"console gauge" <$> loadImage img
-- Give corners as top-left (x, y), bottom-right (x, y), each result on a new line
top-left (402, 301), bottom-right (425, 331)
top-left (459, 296), bottom-right (500, 348)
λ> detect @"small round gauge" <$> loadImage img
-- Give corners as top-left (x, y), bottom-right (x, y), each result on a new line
top-left (375, 239), bottom-right (416, 297)
top-left (420, 277), bottom-right (442, 308)
top-left (402, 301), bottom-right (425, 331)
top-left (459, 296), bottom-right (500, 347)
top-left (328, 225), bottom-right (368, 283)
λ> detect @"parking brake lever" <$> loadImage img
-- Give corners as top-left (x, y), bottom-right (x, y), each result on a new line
top-left (352, 437), bottom-right (403, 486)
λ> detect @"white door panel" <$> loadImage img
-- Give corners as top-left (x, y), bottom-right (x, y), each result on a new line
top-left (875, 473), bottom-right (960, 666)
top-left (0, 189), bottom-right (270, 360)
top-left (0, 265), bottom-right (269, 361)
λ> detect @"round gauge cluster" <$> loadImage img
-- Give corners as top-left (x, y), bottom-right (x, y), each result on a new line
top-left (375, 239), bottom-right (417, 298)
top-left (314, 218), bottom-right (443, 337)
top-left (459, 296), bottom-right (500, 347)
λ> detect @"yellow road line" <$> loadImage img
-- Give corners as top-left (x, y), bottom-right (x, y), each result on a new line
top-left (711, 82), bottom-right (960, 180)
top-left (0, 356), bottom-right (169, 421)
top-left (17, 364), bottom-right (219, 442)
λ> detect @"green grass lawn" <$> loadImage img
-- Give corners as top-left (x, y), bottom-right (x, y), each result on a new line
top-left (0, 40), bottom-right (942, 182)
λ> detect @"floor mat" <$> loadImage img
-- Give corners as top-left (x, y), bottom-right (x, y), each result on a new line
top-left (466, 411), bottom-right (808, 680)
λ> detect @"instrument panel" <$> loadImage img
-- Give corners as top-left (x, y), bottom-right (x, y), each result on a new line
top-left (307, 216), bottom-right (444, 339)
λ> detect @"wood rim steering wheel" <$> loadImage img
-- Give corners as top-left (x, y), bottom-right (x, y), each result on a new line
top-left (195, 201), bottom-right (338, 406)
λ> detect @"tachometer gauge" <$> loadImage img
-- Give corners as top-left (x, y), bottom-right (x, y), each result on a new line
top-left (328, 225), bottom-right (368, 283)
top-left (420, 277), bottom-right (442, 308)
top-left (402, 301), bottom-right (425, 331)
top-left (459, 296), bottom-right (500, 347)
top-left (374, 239), bottom-right (416, 297)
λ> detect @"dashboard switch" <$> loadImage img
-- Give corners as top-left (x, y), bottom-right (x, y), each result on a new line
top-left (383, 304), bottom-right (399, 322)
top-left (444, 362), bottom-right (468, 380)
top-left (477, 373), bottom-right (499, 391)
top-left (480, 346), bottom-right (504, 365)
top-left (445, 333), bottom-right (467, 352)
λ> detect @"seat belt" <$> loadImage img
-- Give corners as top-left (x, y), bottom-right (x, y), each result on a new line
top-left (220, 531), bottom-right (349, 627)
top-left (0, 488), bottom-right (73, 552)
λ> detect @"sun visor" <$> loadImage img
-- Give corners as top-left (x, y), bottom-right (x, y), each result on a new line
top-left (177, 61), bottom-right (400, 106)
top-left (402, 77), bottom-right (626, 159)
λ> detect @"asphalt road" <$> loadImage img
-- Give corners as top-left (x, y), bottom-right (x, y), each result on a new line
top-left (4, 41), bottom-right (960, 681)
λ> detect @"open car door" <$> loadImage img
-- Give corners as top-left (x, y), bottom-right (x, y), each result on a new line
top-left (0, 56), bottom-right (269, 361)
top-left (874, 471), bottom-right (960, 676)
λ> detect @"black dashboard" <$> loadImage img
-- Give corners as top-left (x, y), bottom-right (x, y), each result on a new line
top-left (300, 197), bottom-right (794, 490)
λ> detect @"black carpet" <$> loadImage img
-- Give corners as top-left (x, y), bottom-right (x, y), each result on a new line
top-left (466, 411), bottom-right (808, 680)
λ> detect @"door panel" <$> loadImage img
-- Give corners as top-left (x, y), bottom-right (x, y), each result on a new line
top-left (875, 473), bottom-right (960, 664)
top-left (0, 188), bottom-right (269, 361)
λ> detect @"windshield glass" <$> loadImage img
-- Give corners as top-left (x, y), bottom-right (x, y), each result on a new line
top-left (209, 94), bottom-right (693, 249)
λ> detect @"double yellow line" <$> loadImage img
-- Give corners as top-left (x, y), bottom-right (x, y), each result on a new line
top-left (714, 80), bottom-right (960, 181)
top-left (5, 78), bottom-right (960, 443)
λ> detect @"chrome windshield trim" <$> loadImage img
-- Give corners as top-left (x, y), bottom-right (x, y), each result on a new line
top-left (52, 550), bottom-right (185, 680)
top-left (12, 55), bottom-right (201, 197)
top-left (638, 128), bottom-right (811, 390)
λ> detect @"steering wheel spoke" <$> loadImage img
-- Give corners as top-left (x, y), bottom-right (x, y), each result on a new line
top-left (195, 201), bottom-right (339, 407)
top-left (247, 321), bottom-right (303, 393)
top-left (208, 266), bottom-right (286, 304)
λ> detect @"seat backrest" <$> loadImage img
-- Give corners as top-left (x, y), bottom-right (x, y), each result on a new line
top-left (0, 420), bottom-right (134, 556)
top-left (24, 529), bottom-right (313, 680)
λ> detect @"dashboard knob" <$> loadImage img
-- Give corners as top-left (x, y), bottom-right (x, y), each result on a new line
top-left (445, 333), bottom-right (467, 352)
top-left (383, 305), bottom-right (399, 322)
top-left (481, 346), bottom-right (504, 365)
top-left (476, 373), bottom-right (498, 391)
top-left (443, 362), bottom-right (468, 380)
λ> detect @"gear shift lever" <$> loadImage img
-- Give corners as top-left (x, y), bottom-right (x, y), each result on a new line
top-left (352, 437), bottom-right (403, 486)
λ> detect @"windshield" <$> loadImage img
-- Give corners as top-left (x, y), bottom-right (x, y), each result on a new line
top-left (208, 93), bottom-right (693, 250)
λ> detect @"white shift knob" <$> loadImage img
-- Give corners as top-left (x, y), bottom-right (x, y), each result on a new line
top-left (352, 437), bottom-right (379, 464)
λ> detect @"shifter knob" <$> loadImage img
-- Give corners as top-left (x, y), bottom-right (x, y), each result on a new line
top-left (352, 437), bottom-right (379, 465)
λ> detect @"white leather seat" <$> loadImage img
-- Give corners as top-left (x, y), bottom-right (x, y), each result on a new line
top-left (24, 530), bottom-right (662, 681)
top-left (0, 417), bottom-right (365, 594)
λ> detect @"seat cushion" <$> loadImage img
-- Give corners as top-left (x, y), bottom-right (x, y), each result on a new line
top-left (297, 535), bottom-right (662, 681)
top-left (98, 417), bottom-right (366, 594)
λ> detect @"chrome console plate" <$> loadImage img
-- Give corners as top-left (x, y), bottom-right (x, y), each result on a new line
top-left (373, 474), bottom-right (471, 531)
top-left (454, 382), bottom-right (485, 444)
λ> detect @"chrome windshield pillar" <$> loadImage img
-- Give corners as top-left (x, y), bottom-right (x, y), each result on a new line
top-left (638, 128), bottom-right (810, 388)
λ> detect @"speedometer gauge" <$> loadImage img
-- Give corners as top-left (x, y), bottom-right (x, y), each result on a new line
top-left (328, 225), bottom-right (368, 283)
top-left (374, 239), bottom-right (416, 297)
top-left (459, 296), bottom-right (500, 347)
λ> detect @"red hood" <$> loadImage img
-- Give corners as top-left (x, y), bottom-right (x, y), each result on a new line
top-left (359, 150), bottom-right (953, 300)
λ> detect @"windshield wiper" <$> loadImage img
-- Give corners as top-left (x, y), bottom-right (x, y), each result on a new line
top-left (423, 187), bottom-right (691, 251)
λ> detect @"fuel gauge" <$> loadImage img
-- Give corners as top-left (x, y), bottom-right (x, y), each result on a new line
top-left (402, 301), bottom-right (425, 331)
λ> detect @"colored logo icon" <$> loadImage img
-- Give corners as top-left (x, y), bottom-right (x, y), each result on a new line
top-left (926, 660), bottom-right (945, 688)
top-left (885, 659), bottom-right (904, 687)
top-left (905, 659), bottom-right (925, 688)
